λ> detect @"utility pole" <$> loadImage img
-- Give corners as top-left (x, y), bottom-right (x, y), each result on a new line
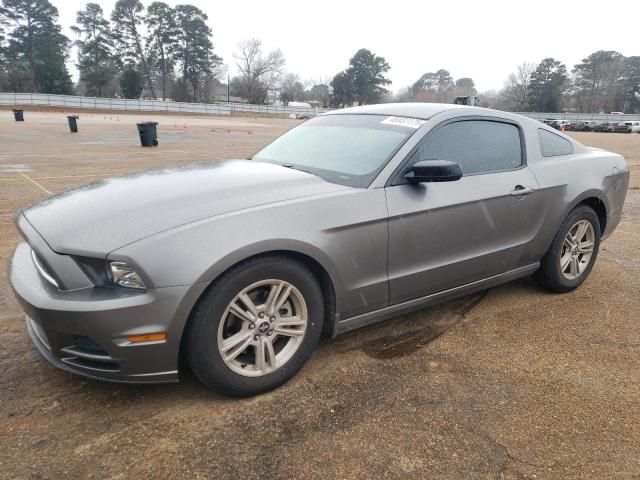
top-left (227, 74), bottom-right (230, 102)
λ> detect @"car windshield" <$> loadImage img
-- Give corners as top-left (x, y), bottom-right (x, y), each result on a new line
top-left (251, 114), bottom-right (418, 187)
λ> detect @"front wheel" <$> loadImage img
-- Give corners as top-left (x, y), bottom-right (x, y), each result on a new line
top-left (186, 256), bottom-right (324, 396)
top-left (533, 205), bottom-right (601, 293)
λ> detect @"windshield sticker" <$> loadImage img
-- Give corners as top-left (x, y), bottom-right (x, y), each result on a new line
top-left (381, 116), bottom-right (426, 129)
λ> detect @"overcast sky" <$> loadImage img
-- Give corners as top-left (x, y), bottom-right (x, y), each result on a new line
top-left (52, 0), bottom-right (640, 92)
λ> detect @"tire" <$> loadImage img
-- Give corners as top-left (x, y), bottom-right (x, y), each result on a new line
top-left (186, 255), bottom-right (324, 396)
top-left (533, 205), bottom-right (601, 293)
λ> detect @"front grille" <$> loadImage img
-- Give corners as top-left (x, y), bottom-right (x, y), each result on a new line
top-left (60, 336), bottom-right (120, 372)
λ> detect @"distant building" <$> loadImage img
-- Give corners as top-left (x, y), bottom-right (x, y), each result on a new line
top-left (454, 96), bottom-right (480, 106)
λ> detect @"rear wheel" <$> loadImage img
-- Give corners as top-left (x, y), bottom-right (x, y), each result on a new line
top-left (186, 256), bottom-right (323, 396)
top-left (533, 205), bottom-right (601, 293)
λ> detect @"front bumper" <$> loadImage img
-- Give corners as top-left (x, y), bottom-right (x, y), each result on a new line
top-left (9, 241), bottom-right (206, 384)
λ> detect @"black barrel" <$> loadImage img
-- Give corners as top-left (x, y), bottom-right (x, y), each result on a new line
top-left (67, 115), bottom-right (79, 133)
top-left (12, 109), bottom-right (24, 121)
top-left (136, 121), bottom-right (159, 147)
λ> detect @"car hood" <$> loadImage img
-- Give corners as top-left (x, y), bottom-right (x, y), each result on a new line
top-left (22, 160), bottom-right (350, 256)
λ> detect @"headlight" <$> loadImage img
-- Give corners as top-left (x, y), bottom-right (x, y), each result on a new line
top-left (109, 262), bottom-right (146, 290)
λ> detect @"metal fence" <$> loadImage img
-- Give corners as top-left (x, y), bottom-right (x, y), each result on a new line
top-left (0, 93), bottom-right (231, 115)
top-left (4, 93), bottom-right (639, 122)
top-left (0, 93), bottom-right (337, 117)
top-left (227, 102), bottom-right (333, 116)
top-left (517, 111), bottom-right (640, 123)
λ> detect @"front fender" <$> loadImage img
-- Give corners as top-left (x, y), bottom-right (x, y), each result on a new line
top-left (191, 238), bottom-right (344, 296)
top-left (111, 187), bottom-right (390, 321)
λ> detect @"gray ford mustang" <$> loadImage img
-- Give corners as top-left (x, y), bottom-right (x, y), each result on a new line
top-left (9, 103), bottom-right (629, 396)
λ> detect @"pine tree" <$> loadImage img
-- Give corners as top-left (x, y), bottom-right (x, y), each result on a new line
top-left (527, 58), bottom-right (568, 112)
top-left (0, 17), bottom-right (6, 71)
top-left (174, 5), bottom-right (219, 102)
top-left (146, 1), bottom-right (177, 100)
top-left (330, 71), bottom-right (353, 107)
top-left (119, 64), bottom-right (143, 98)
top-left (1, 0), bottom-right (72, 93)
top-left (572, 51), bottom-right (626, 113)
top-left (347, 49), bottom-right (390, 105)
top-left (111, 0), bottom-right (156, 99)
top-left (620, 56), bottom-right (640, 113)
top-left (71, 3), bottom-right (116, 97)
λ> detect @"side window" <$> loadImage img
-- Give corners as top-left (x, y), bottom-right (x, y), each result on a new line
top-left (538, 129), bottom-right (573, 157)
top-left (414, 120), bottom-right (523, 175)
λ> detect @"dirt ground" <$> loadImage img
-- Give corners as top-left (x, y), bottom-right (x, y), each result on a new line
top-left (0, 111), bottom-right (639, 479)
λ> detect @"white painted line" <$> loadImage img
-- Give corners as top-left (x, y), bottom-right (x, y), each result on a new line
top-left (21, 173), bottom-right (52, 195)
top-left (0, 164), bottom-right (32, 173)
top-left (0, 150), bottom-right (203, 158)
top-left (0, 173), bottom-right (114, 181)
top-left (23, 174), bottom-right (114, 180)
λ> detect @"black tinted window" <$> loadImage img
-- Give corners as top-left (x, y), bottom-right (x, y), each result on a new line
top-left (416, 120), bottom-right (522, 175)
top-left (538, 129), bottom-right (573, 157)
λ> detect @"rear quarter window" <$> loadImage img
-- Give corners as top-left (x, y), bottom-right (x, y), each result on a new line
top-left (538, 129), bottom-right (574, 157)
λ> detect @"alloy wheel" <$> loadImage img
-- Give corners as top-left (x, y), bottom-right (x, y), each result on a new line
top-left (560, 220), bottom-right (595, 280)
top-left (217, 279), bottom-right (308, 377)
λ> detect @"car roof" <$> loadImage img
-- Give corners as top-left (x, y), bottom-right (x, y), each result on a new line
top-left (321, 102), bottom-right (552, 130)
top-left (322, 102), bottom-right (490, 120)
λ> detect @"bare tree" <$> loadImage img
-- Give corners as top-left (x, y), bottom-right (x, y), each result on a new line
top-left (501, 62), bottom-right (536, 111)
top-left (234, 38), bottom-right (285, 104)
top-left (279, 72), bottom-right (304, 104)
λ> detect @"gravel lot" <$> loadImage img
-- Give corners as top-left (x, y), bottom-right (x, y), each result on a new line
top-left (1, 109), bottom-right (639, 479)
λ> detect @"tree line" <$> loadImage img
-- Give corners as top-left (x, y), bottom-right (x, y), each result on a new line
top-left (396, 52), bottom-right (640, 114)
top-left (327, 50), bottom-right (640, 114)
top-left (0, 0), bottom-right (221, 101)
top-left (1, 1), bottom-right (639, 113)
top-left (492, 52), bottom-right (640, 113)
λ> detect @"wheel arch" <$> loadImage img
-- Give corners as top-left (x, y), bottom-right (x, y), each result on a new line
top-left (536, 190), bottom-right (608, 263)
top-left (177, 246), bottom-right (340, 371)
top-left (578, 197), bottom-right (607, 235)
top-left (567, 191), bottom-right (608, 235)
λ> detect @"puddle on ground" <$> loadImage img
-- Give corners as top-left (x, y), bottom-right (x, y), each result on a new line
top-left (361, 291), bottom-right (487, 359)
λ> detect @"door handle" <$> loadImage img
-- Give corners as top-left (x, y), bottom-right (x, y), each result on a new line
top-left (510, 185), bottom-right (535, 196)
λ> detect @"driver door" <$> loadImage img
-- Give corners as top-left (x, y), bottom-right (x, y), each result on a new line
top-left (385, 118), bottom-right (546, 304)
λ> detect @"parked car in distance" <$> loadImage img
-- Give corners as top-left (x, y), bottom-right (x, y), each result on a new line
top-left (550, 120), bottom-right (572, 131)
top-left (593, 122), bottom-right (613, 132)
top-left (573, 121), bottom-right (597, 132)
top-left (9, 103), bottom-right (630, 396)
top-left (614, 121), bottom-right (640, 133)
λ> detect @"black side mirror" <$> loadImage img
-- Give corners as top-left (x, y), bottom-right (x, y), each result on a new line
top-left (404, 160), bottom-right (463, 183)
